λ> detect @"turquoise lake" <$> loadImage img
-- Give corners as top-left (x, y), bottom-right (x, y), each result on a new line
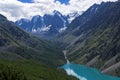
top-left (61, 62), bottom-right (120, 80)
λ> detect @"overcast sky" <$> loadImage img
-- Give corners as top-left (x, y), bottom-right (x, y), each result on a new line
top-left (0, 0), bottom-right (118, 21)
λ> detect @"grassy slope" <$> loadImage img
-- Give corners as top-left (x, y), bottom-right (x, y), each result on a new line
top-left (0, 59), bottom-right (78, 80)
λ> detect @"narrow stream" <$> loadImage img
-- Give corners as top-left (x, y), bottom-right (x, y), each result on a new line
top-left (60, 50), bottom-right (120, 80)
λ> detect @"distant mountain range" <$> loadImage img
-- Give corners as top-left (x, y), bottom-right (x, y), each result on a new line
top-left (15, 11), bottom-right (78, 39)
top-left (57, 1), bottom-right (120, 76)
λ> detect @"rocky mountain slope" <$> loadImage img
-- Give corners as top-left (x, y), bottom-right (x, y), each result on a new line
top-left (15, 11), bottom-right (69, 39)
top-left (57, 1), bottom-right (120, 77)
top-left (0, 14), bottom-right (65, 66)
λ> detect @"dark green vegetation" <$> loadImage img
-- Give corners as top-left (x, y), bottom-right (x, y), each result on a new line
top-left (0, 14), bottom-right (78, 80)
top-left (57, 1), bottom-right (120, 77)
top-left (0, 63), bottom-right (27, 80)
top-left (0, 60), bottom-right (78, 80)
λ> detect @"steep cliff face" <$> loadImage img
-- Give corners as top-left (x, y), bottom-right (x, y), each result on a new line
top-left (57, 1), bottom-right (120, 76)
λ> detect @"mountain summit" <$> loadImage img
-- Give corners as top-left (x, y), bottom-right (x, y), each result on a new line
top-left (15, 11), bottom-right (69, 39)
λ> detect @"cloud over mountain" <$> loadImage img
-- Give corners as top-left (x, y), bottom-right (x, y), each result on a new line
top-left (0, 0), bottom-right (118, 21)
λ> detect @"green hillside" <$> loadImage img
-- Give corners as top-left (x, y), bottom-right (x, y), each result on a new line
top-left (0, 60), bottom-right (77, 80)
top-left (0, 14), bottom-right (78, 80)
top-left (0, 14), bottom-right (65, 66)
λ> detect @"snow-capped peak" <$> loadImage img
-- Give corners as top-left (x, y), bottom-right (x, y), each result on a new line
top-left (15, 10), bottom-right (70, 38)
top-left (16, 18), bottom-right (30, 26)
top-left (32, 15), bottom-right (41, 23)
top-left (67, 12), bottom-right (80, 23)
top-left (52, 10), bottom-right (62, 16)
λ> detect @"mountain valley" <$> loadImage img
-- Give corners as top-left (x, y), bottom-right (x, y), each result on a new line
top-left (0, 0), bottom-right (120, 80)
top-left (0, 14), bottom-right (78, 80)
